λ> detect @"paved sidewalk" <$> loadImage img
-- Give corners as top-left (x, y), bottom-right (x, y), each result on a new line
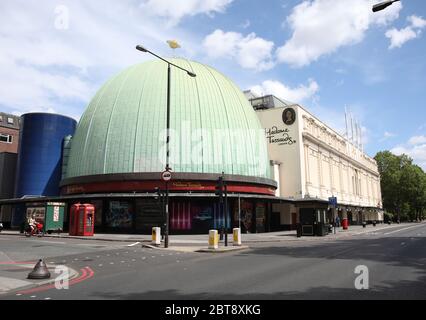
top-left (0, 261), bottom-right (78, 295)
top-left (0, 223), bottom-right (406, 246)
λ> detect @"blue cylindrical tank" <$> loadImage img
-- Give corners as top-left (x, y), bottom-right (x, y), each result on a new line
top-left (14, 113), bottom-right (77, 197)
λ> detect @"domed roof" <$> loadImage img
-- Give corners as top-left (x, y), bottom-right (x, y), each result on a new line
top-left (65, 59), bottom-right (271, 179)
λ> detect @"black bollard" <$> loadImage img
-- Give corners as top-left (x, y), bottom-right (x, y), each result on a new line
top-left (28, 259), bottom-right (51, 279)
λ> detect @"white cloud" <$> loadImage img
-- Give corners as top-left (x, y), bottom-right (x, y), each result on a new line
top-left (277, 0), bottom-right (402, 67)
top-left (408, 135), bottom-right (426, 145)
top-left (408, 15), bottom-right (426, 29)
top-left (385, 27), bottom-right (417, 49)
top-left (385, 131), bottom-right (396, 138)
top-left (0, 0), bottom-right (207, 118)
top-left (140, 0), bottom-right (233, 26)
top-left (385, 15), bottom-right (426, 49)
top-left (203, 29), bottom-right (275, 71)
top-left (392, 135), bottom-right (426, 170)
top-left (250, 79), bottom-right (319, 104)
top-left (379, 131), bottom-right (396, 142)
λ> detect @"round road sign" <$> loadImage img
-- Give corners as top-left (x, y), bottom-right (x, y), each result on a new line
top-left (161, 171), bottom-right (172, 182)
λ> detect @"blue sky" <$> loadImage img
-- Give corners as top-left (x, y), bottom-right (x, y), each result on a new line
top-left (0, 0), bottom-right (425, 168)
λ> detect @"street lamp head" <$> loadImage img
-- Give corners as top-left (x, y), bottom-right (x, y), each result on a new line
top-left (187, 71), bottom-right (197, 78)
top-left (372, 0), bottom-right (399, 13)
top-left (136, 45), bottom-right (148, 53)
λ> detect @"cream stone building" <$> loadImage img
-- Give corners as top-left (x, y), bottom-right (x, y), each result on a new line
top-left (247, 93), bottom-right (383, 229)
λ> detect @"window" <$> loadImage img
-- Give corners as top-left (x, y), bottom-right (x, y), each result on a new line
top-left (0, 115), bottom-right (3, 122)
top-left (7, 117), bottom-right (14, 124)
top-left (0, 133), bottom-right (13, 143)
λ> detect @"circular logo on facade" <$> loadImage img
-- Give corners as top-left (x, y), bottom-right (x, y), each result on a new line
top-left (282, 108), bottom-right (296, 126)
top-left (161, 171), bottom-right (172, 182)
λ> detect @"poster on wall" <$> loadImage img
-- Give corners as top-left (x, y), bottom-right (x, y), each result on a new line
top-left (53, 206), bottom-right (60, 222)
top-left (26, 207), bottom-right (45, 224)
top-left (256, 203), bottom-right (266, 233)
top-left (107, 201), bottom-right (133, 228)
top-left (234, 200), bottom-right (253, 233)
top-left (191, 202), bottom-right (213, 232)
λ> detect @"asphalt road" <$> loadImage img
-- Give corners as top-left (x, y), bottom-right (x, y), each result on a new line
top-left (1, 223), bottom-right (425, 300)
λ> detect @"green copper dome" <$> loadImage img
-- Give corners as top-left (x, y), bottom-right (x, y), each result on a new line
top-left (65, 59), bottom-right (270, 179)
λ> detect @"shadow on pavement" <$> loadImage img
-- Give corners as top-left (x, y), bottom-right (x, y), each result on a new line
top-left (242, 236), bottom-right (426, 270)
top-left (88, 272), bottom-right (426, 300)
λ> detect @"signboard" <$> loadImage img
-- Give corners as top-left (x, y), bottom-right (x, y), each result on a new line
top-left (265, 127), bottom-right (296, 146)
top-left (328, 197), bottom-right (337, 207)
top-left (161, 170), bottom-right (172, 182)
top-left (53, 206), bottom-right (60, 222)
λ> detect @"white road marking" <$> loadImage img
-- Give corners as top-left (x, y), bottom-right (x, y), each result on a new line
top-left (142, 257), bottom-right (146, 260)
top-left (127, 242), bottom-right (140, 247)
top-left (121, 261), bottom-right (125, 263)
top-left (110, 262), bottom-right (114, 265)
top-left (384, 225), bottom-right (423, 235)
top-left (45, 297), bottom-right (51, 300)
top-left (151, 256), bottom-right (156, 258)
top-left (16, 294), bottom-right (22, 296)
top-left (30, 295), bottom-right (36, 298)
top-left (132, 259), bottom-right (136, 262)
top-left (176, 260), bottom-right (180, 263)
top-left (401, 242), bottom-right (406, 246)
top-left (98, 264), bottom-right (103, 267)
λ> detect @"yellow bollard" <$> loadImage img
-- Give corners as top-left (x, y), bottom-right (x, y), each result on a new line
top-left (209, 230), bottom-right (219, 249)
top-left (152, 227), bottom-right (161, 246)
top-left (233, 228), bottom-right (242, 246)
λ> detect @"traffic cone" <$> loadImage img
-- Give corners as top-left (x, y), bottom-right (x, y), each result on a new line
top-left (27, 259), bottom-right (51, 279)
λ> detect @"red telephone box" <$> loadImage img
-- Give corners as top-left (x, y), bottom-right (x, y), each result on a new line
top-left (69, 204), bottom-right (95, 236)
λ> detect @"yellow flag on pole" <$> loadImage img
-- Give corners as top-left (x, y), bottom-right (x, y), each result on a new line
top-left (167, 40), bottom-right (181, 49)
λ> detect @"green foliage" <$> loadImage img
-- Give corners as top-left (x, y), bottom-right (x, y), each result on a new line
top-left (374, 151), bottom-right (426, 221)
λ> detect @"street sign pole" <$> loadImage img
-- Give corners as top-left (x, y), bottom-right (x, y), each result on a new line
top-left (224, 177), bottom-right (228, 247)
top-left (165, 181), bottom-right (169, 248)
top-left (162, 169), bottom-right (172, 248)
top-left (329, 196), bottom-right (337, 234)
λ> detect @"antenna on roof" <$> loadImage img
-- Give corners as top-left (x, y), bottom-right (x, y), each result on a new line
top-left (344, 105), bottom-right (349, 140)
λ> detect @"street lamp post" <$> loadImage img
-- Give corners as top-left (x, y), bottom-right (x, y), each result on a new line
top-left (136, 45), bottom-right (196, 248)
top-left (372, 0), bottom-right (400, 12)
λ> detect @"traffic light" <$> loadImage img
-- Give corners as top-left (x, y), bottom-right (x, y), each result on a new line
top-left (215, 176), bottom-right (224, 197)
top-left (155, 187), bottom-right (165, 200)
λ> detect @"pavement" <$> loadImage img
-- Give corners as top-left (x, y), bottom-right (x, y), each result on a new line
top-left (0, 262), bottom-right (79, 295)
top-left (0, 222), bottom-right (403, 249)
top-left (0, 222), bottom-right (425, 299)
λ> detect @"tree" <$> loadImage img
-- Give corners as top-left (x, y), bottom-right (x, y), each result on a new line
top-left (375, 151), bottom-right (426, 222)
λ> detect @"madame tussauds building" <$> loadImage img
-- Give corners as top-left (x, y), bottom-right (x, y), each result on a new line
top-left (59, 59), bottom-right (279, 234)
